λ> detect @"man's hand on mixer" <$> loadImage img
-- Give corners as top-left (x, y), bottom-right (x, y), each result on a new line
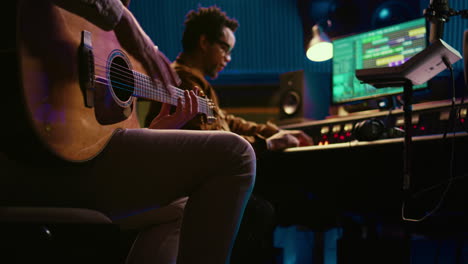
top-left (266, 129), bottom-right (314, 151)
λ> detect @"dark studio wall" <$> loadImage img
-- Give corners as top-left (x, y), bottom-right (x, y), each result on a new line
top-left (130, 0), bottom-right (468, 124)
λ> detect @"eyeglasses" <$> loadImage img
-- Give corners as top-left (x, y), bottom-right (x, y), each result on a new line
top-left (215, 40), bottom-right (232, 56)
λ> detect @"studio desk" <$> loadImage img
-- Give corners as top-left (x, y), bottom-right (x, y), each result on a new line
top-left (255, 99), bottom-right (468, 235)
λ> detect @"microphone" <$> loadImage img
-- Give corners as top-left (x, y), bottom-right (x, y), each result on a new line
top-left (424, 0), bottom-right (451, 44)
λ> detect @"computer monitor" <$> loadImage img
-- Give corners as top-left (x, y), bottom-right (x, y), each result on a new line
top-left (332, 17), bottom-right (428, 105)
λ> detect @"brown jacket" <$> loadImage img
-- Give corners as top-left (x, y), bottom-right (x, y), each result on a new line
top-left (145, 57), bottom-right (280, 155)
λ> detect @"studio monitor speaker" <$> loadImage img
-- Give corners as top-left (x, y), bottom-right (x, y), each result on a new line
top-left (276, 70), bottom-right (331, 123)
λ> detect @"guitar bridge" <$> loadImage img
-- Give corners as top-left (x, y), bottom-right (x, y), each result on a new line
top-left (79, 30), bottom-right (95, 108)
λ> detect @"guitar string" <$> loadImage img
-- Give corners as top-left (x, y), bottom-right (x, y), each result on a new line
top-left (91, 57), bottom-right (212, 115)
top-left (95, 66), bottom-right (211, 117)
top-left (92, 56), bottom-right (211, 114)
top-left (93, 56), bottom-right (182, 96)
top-left (94, 67), bottom-right (211, 117)
top-left (93, 64), bottom-right (182, 97)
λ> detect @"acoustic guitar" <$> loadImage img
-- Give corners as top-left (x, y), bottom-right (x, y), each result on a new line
top-left (14, 1), bottom-right (214, 162)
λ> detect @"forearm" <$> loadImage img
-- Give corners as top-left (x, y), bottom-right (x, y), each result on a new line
top-left (47, 0), bottom-right (124, 31)
top-left (226, 114), bottom-right (279, 138)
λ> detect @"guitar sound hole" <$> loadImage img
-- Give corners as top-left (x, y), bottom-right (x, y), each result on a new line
top-left (109, 56), bottom-right (134, 103)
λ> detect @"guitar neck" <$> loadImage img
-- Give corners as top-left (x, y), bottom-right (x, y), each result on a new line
top-left (129, 71), bottom-right (213, 117)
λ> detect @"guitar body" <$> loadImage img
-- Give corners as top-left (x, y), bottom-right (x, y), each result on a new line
top-left (16, 1), bottom-right (142, 162)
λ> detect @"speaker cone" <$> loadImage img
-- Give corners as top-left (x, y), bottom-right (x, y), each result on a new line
top-left (280, 90), bottom-right (301, 116)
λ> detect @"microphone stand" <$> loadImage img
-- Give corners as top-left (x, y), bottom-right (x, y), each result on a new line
top-left (424, 4), bottom-right (468, 21)
top-left (424, 4), bottom-right (468, 43)
top-left (402, 80), bottom-right (413, 192)
top-left (373, 79), bottom-right (414, 193)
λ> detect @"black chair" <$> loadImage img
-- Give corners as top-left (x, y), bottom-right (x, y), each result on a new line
top-left (0, 206), bottom-right (121, 264)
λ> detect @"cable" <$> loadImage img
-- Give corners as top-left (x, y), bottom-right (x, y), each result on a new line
top-left (442, 56), bottom-right (457, 140)
top-left (401, 58), bottom-right (458, 222)
top-left (401, 134), bottom-right (455, 222)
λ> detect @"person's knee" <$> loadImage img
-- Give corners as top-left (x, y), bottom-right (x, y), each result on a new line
top-left (212, 131), bottom-right (254, 153)
top-left (224, 132), bottom-right (255, 166)
top-left (211, 131), bottom-right (256, 186)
